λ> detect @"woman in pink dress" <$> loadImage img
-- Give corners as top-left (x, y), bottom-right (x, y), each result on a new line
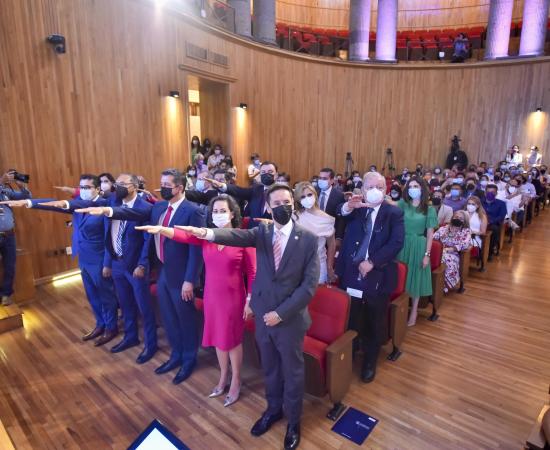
top-left (138, 194), bottom-right (256, 407)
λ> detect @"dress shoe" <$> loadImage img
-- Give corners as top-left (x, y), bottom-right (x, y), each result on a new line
top-left (361, 366), bottom-right (376, 383)
top-left (208, 384), bottom-right (228, 398)
top-left (82, 326), bottom-right (104, 342)
top-left (110, 338), bottom-right (140, 353)
top-left (155, 358), bottom-right (180, 375)
top-left (1, 295), bottom-right (13, 306)
top-left (94, 329), bottom-right (118, 347)
top-left (223, 385), bottom-right (241, 407)
top-left (172, 364), bottom-right (195, 385)
top-left (136, 347), bottom-right (157, 364)
top-left (284, 423), bottom-right (301, 450)
top-left (250, 410), bottom-right (283, 437)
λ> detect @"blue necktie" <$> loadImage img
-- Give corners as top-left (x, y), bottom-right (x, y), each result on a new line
top-left (114, 205), bottom-right (128, 257)
top-left (353, 208), bottom-right (374, 265)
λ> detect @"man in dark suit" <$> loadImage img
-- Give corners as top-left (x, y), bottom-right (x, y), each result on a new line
top-left (179, 184), bottom-right (319, 450)
top-left (84, 169), bottom-right (205, 383)
top-left (209, 161), bottom-right (279, 228)
top-left (185, 169), bottom-right (225, 205)
top-left (317, 167), bottom-right (346, 241)
top-left (336, 171), bottom-right (404, 383)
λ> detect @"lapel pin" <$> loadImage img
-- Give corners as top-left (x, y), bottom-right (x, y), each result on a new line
top-left (294, 236), bottom-right (299, 240)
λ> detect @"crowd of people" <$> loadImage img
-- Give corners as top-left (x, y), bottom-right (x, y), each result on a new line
top-left (0, 138), bottom-right (547, 450)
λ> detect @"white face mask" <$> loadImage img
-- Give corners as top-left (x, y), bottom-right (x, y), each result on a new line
top-left (508, 186), bottom-right (517, 194)
top-left (212, 213), bottom-right (231, 228)
top-left (300, 196), bottom-right (315, 209)
top-left (466, 204), bottom-right (477, 213)
top-left (80, 189), bottom-right (95, 201)
top-left (100, 182), bottom-right (111, 192)
top-left (364, 187), bottom-right (384, 205)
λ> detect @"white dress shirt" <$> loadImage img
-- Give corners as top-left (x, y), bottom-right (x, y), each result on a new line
top-left (155, 195), bottom-right (186, 260)
top-left (110, 195), bottom-right (137, 254)
top-left (341, 202), bottom-right (381, 260)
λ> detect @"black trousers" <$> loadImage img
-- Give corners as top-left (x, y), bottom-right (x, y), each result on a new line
top-left (487, 223), bottom-right (501, 255)
top-left (348, 293), bottom-right (390, 370)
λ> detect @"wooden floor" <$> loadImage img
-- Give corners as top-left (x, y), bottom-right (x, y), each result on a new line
top-left (1, 211), bottom-right (549, 450)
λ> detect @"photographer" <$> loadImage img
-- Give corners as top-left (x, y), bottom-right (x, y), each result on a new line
top-left (0, 169), bottom-right (32, 306)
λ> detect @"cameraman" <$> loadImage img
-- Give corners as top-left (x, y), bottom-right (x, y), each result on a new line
top-left (0, 170), bottom-right (32, 306)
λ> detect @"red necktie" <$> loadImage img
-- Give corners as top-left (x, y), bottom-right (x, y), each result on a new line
top-left (159, 205), bottom-right (173, 263)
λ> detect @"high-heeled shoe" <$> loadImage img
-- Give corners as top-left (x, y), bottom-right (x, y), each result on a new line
top-left (224, 386), bottom-right (241, 407)
top-left (208, 384), bottom-right (228, 398)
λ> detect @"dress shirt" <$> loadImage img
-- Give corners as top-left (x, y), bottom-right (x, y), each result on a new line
top-left (341, 202), bottom-right (381, 260)
top-left (155, 195), bottom-right (186, 260)
top-left (318, 186), bottom-right (332, 211)
top-left (110, 195), bottom-right (137, 255)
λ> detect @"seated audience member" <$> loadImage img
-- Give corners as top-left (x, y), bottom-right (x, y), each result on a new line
top-left (224, 156), bottom-right (237, 178)
top-left (431, 190), bottom-right (453, 226)
top-left (530, 167), bottom-right (545, 197)
top-left (519, 173), bottom-right (537, 199)
top-left (415, 163), bottom-right (424, 176)
top-left (464, 177), bottom-right (484, 201)
top-left (389, 184), bottom-right (402, 202)
top-left (494, 171), bottom-right (506, 191)
top-left (396, 168), bottom-right (410, 185)
top-left (345, 171), bottom-right (363, 192)
top-left (207, 144), bottom-right (225, 170)
top-left (137, 176), bottom-right (158, 204)
top-left (202, 138), bottom-right (212, 157)
top-left (466, 196), bottom-right (488, 248)
top-left (185, 165), bottom-right (197, 191)
top-left (423, 169), bottom-right (433, 184)
top-left (432, 166), bottom-right (443, 184)
top-left (276, 172), bottom-right (291, 186)
top-left (190, 135), bottom-right (202, 161)
top-left (334, 173), bottom-right (344, 190)
top-left (482, 184), bottom-right (507, 259)
top-left (452, 33), bottom-right (469, 62)
top-left (527, 145), bottom-right (542, 167)
top-left (540, 165), bottom-right (549, 184)
top-left (247, 153), bottom-right (261, 185)
top-left (194, 170), bottom-right (214, 194)
top-left (444, 182), bottom-right (467, 212)
top-left (433, 210), bottom-right (471, 291)
top-left (369, 164), bottom-right (378, 173)
top-left (294, 182), bottom-right (336, 284)
top-left (186, 170), bottom-right (226, 205)
top-left (137, 194), bottom-right (255, 407)
top-left (310, 176), bottom-right (319, 188)
top-left (506, 145), bottom-right (523, 166)
top-left (497, 178), bottom-right (524, 230)
top-left (99, 172), bottom-right (116, 198)
top-left (194, 153), bottom-right (207, 174)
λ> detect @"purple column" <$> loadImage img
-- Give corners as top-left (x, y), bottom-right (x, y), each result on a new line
top-left (349, 0), bottom-right (372, 61)
top-left (375, 0), bottom-right (398, 61)
top-left (485, 0), bottom-right (514, 59)
top-left (253, 0), bottom-right (276, 45)
top-left (229, 0), bottom-right (252, 38)
top-left (519, 0), bottom-right (550, 56)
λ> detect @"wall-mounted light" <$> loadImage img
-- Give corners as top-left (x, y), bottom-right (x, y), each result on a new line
top-left (239, 103), bottom-right (248, 110)
top-left (46, 34), bottom-right (66, 54)
top-left (169, 90), bottom-right (180, 98)
top-left (535, 107), bottom-right (542, 112)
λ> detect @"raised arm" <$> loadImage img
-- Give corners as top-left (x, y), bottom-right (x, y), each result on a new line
top-left (172, 228), bottom-right (204, 246)
top-left (211, 227), bottom-right (259, 248)
top-left (243, 247), bottom-right (257, 293)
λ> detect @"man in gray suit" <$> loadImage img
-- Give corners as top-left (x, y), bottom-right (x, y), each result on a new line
top-left (179, 184), bottom-right (319, 450)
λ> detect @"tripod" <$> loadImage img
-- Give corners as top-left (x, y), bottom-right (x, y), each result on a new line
top-left (382, 148), bottom-right (395, 178)
top-left (344, 152), bottom-right (354, 178)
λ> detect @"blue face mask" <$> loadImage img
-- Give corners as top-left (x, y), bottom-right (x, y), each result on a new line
top-left (195, 179), bottom-right (206, 192)
top-left (80, 189), bottom-right (95, 201)
top-left (451, 189), bottom-right (461, 197)
top-left (317, 179), bottom-right (330, 191)
top-left (408, 187), bottom-right (422, 199)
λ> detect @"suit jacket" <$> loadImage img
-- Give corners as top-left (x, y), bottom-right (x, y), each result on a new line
top-left (211, 221), bottom-right (319, 331)
top-left (316, 186), bottom-right (346, 239)
top-left (336, 202), bottom-right (404, 297)
top-left (185, 189), bottom-right (219, 206)
top-left (108, 198), bottom-right (205, 288)
top-left (225, 183), bottom-right (270, 228)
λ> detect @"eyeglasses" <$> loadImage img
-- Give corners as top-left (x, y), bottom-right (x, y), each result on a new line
top-left (115, 182), bottom-right (134, 188)
top-left (79, 185), bottom-right (95, 190)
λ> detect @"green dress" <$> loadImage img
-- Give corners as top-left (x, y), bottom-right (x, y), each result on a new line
top-left (397, 200), bottom-right (438, 298)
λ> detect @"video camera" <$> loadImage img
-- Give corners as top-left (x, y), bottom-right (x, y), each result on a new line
top-left (8, 169), bottom-right (30, 184)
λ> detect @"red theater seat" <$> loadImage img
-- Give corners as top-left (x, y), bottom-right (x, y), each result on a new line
top-left (303, 286), bottom-right (357, 420)
top-left (418, 240), bottom-right (445, 320)
top-left (386, 261), bottom-right (409, 361)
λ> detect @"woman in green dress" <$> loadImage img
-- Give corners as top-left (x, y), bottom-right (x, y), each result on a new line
top-left (396, 175), bottom-right (438, 326)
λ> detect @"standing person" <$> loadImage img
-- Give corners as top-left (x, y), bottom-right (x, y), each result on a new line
top-left (397, 176), bottom-right (438, 326)
top-left (185, 165), bottom-right (197, 191)
top-left (316, 167), bottom-right (346, 242)
top-left (190, 135), bottom-right (202, 162)
top-left (0, 170), bottom-right (32, 305)
top-left (336, 172), bottom-right (404, 383)
top-left (193, 153), bottom-right (207, 174)
top-left (137, 194), bottom-right (256, 406)
top-left (248, 153), bottom-right (262, 185)
top-left (527, 146), bottom-right (542, 167)
top-left (445, 135), bottom-right (468, 171)
top-left (207, 144), bottom-right (225, 170)
top-left (452, 32), bottom-right (469, 62)
top-left (224, 156), bottom-right (238, 179)
top-left (2, 174), bottom-right (119, 345)
top-left (99, 173), bottom-right (116, 199)
top-left (481, 184), bottom-right (507, 260)
top-left (177, 184), bottom-right (319, 450)
top-left (294, 182), bottom-right (336, 284)
top-left (506, 145), bottom-right (523, 166)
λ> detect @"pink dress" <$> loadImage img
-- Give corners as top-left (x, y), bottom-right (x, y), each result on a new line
top-left (173, 229), bottom-right (256, 351)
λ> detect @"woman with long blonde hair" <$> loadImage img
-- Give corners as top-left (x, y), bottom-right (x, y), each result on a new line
top-left (465, 195), bottom-right (487, 248)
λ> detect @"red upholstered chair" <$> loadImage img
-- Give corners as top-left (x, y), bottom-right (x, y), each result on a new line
top-left (386, 261), bottom-right (409, 361)
top-left (241, 217), bottom-right (250, 229)
top-left (397, 39), bottom-right (408, 60)
top-left (408, 40), bottom-right (424, 60)
top-left (424, 43), bottom-right (439, 60)
top-left (303, 286), bottom-right (357, 420)
top-left (419, 240), bottom-right (445, 321)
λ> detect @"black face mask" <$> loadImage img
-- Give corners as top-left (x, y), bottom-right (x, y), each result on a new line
top-left (390, 190), bottom-right (401, 200)
top-left (271, 204), bottom-right (293, 226)
top-left (261, 173), bottom-right (275, 186)
top-left (431, 197), bottom-right (442, 206)
top-left (451, 218), bottom-right (463, 227)
top-left (541, 170), bottom-right (546, 175)
top-left (138, 182), bottom-right (145, 190)
top-left (115, 184), bottom-right (129, 200)
top-left (494, 175), bottom-right (501, 182)
top-left (466, 184), bottom-right (476, 191)
top-left (160, 187), bottom-right (176, 201)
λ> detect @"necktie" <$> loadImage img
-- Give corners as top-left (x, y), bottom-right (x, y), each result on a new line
top-left (273, 230), bottom-right (283, 271)
top-left (114, 204), bottom-right (128, 257)
top-left (159, 205), bottom-right (173, 263)
top-left (319, 191), bottom-right (326, 211)
top-left (353, 208), bottom-right (374, 265)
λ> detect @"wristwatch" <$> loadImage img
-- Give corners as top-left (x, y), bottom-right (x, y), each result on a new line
top-left (424, 251), bottom-right (431, 257)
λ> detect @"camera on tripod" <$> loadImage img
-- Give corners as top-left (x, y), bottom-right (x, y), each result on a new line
top-left (8, 169), bottom-right (30, 184)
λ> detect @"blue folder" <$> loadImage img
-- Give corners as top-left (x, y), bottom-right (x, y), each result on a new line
top-left (331, 407), bottom-right (379, 445)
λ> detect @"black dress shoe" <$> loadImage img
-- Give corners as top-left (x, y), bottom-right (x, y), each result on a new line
top-left (172, 364), bottom-right (195, 385)
top-left (110, 338), bottom-right (140, 353)
top-left (82, 326), bottom-right (104, 341)
top-left (136, 347), bottom-right (157, 364)
top-left (250, 410), bottom-right (283, 437)
top-left (284, 423), bottom-right (301, 450)
top-left (361, 366), bottom-right (376, 383)
top-left (94, 329), bottom-right (118, 347)
top-left (155, 358), bottom-right (180, 375)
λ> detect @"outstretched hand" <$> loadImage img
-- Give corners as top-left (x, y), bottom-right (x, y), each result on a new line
top-left (253, 218), bottom-right (273, 225)
top-left (54, 186), bottom-right (77, 195)
top-left (74, 207), bottom-right (109, 215)
top-left (204, 177), bottom-right (224, 189)
top-left (174, 225), bottom-right (207, 239)
top-left (0, 200), bottom-right (28, 208)
top-left (135, 225), bottom-right (164, 235)
top-left (38, 200), bottom-right (67, 208)
top-left (347, 194), bottom-right (368, 210)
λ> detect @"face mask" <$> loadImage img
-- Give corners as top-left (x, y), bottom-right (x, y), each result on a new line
top-left (486, 192), bottom-right (496, 201)
top-left (466, 204), bottom-right (477, 213)
top-left (408, 187), bottom-right (422, 199)
top-left (431, 197), bottom-right (442, 206)
top-left (195, 179), bottom-right (206, 192)
top-left (261, 173), bottom-right (275, 186)
top-left (493, 176), bottom-right (501, 182)
top-left (100, 182), bottom-right (112, 192)
top-left (214, 150), bottom-right (221, 155)
top-left (80, 189), bottom-right (95, 201)
top-left (271, 204), bottom-right (293, 226)
top-left (311, 180), bottom-right (318, 187)
top-left (451, 189), bottom-right (461, 197)
top-left (480, 180), bottom-right (488, 187)
top-left (454, 178), bottom-right (464, 184)
top-left (370, 167), bottom-right (377, 172)
top-left (160, 187), bottom-right (176, 201)
top-left (188, 170), bottom-right (196, 177)
top-left (434, 169), bottom-right (441, 175)
top-left (197, 161), bottom-right (204, 167)
top-left (451, 218), bottom-right (464, 227)
top-left (500, 165), bottom-right (507, 170)
top-left (212, 213), bottom-right (231, 228)
top-left (254, 159), bottom-right (261, 166)
top-left (300, 196), bottom-right (315, 209)
top-left (365, 188), bottom-right (384, 205)
top-left (541, 170), bottom-right (546, 175)
top-left (466, 184), bottom-right (476, 191)
top-left (277, 181), bottom-right (289, 186)
top-left (508, 186), bottom-right (517, 194)
top-left (317, 179), bottom-right (329, 191)
top-left (390, 190), bottom-right (400, 200)
top-left (115, 184), bottom-right (129, 200)
top-left (503, 176), bottom-right (511, 182)
top-left (487, 168), bottom-right (494, 174)
top-left (353, 176), bottom-right (361, 183)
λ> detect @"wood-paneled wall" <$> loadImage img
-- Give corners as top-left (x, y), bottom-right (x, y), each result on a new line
top-left (1, 0), bottom-right (550, 279)
top-left (275, 0), bottom-right (529, 30)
